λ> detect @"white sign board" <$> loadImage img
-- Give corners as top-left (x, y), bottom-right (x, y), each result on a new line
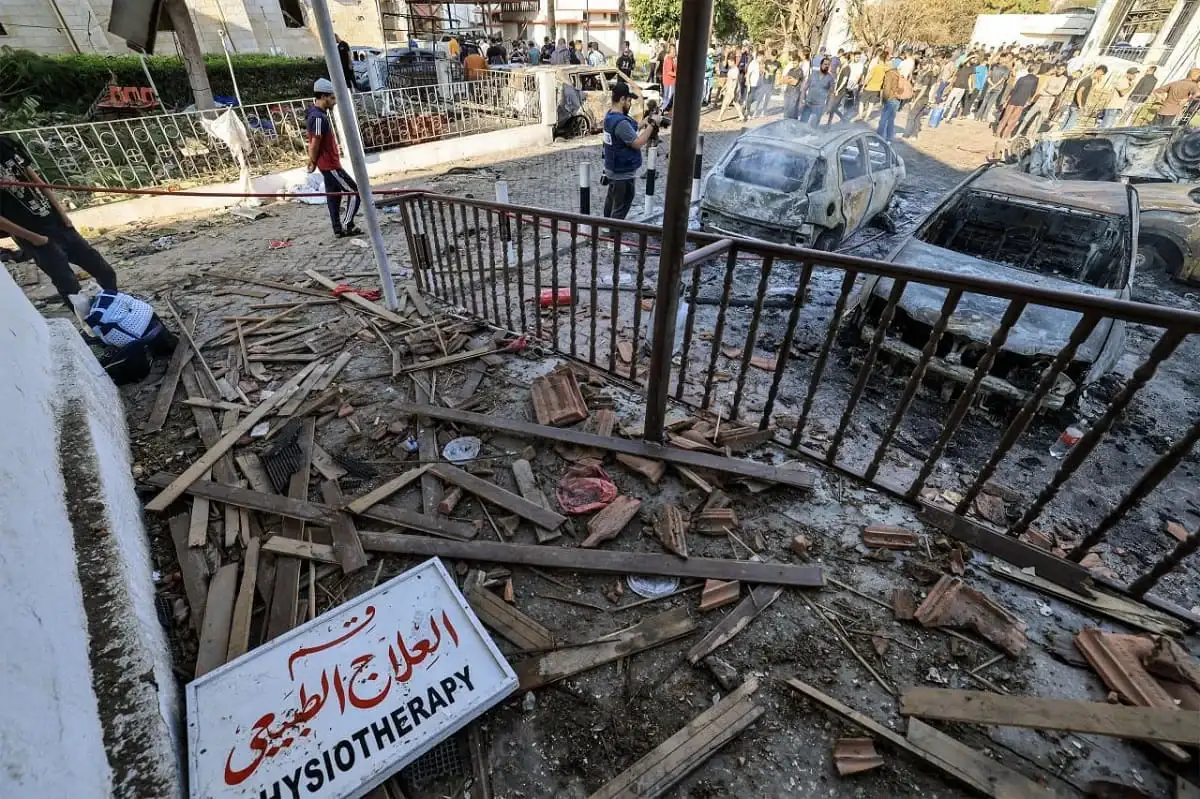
top-left (187, 558), bottom-right (516, 799)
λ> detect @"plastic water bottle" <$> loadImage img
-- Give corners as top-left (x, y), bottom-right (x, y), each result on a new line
top-left (1049, 424), bottom-right (1084, 458)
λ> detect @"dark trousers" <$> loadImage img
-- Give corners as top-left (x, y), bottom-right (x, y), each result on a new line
top-left (321, 167), bottom-right (361, 233)
top-left (603, 178), bottom-right (636, 220)
top-left (904, 97), bottom-right (928, 137)
top-left (26, 226), bottom-right (118, 304)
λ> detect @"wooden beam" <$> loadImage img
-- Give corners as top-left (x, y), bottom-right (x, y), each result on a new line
top-left (902, 688), bottom-right (1200, 745)
top-left (359, 532), bottom-right (826, 587)
top-left (430, 463), bottom-right (566, 530)
top-left (413, 378), bottom-right (443, 516)
top-left (208, 269), bottom-right (331, 299)
top-left (146, 474), bottom-right (478, 540)
top-left (145, 362), bottom-right (318, 512)
top-left (227, 538), bottom-right (260, 661)
top-left (305, 269), bottom-right (407, 325)
top-left (686, 584), bottom-right (783, 664)
top-left (195, 563), bottom-right (239, 677)
top-left (142, 311), bottom-right (195, 433)
top-left (905, 718), bottom-right (1057, 799)
top-left (182, 397), bottom-right (251, 413)
top-left (320, 481), bottom-right (368, 573)
top-left (310, 443), bottom-right (349, 481)
top-left (179, 367), bottom-right (238, 485)
top-left (516, 608), bottom-right (696, 691)
top-left (589, 678), bottom-right (762, 799)
top-left (511, 459), bottom-right (559, 543)
top-left (398, 345), bottom-right (496, 374)
top-left (464, 572), bottom-right (554, 651)
top-left (187, 470), bottom-right (212, 547)
top-left (393, 403), bottom-right (815, 492)
top-left (168, 513), bottom-right (210, 630)
top-left (784, 679), bottom-right (1057, 798)
top-left (234, 454), bottom-right (274, 494)
top-left (345, 465), bottom-right (431, 515)
top-left (266, 418), bottom-right (315, 641)
top-left (263, 536), bottom-right (339, 564)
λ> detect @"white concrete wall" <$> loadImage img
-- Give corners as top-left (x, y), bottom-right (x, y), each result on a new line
top-left (0, 269), bottom-right (182, 797)
top-left (969, 12), bottom-right (1095, 48)
top-left (70, 121), bottom-right (553, 230)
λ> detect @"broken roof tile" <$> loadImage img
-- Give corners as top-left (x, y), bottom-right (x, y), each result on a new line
top-left (915, 576), bottom-right (1028, 658)
top-left (833, 738), bottom-right (884, 776)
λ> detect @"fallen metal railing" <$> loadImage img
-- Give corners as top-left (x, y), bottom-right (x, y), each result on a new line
top-left (397, 190), bottom-right (1200, 624)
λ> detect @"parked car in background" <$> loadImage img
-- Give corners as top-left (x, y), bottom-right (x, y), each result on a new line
top-left (699, 124), bottom-right (905, 249)
top-left (853, 166), bottom-right (1138, 409)
top-left (1020, 126), bottom-right (1200, 286)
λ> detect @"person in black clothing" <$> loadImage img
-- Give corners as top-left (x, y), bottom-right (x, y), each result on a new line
top-left (0, 134), bottom-right (118, 305)
top-left (616, 41), bottom-right (636, 76)
top-left (485, 36), bottom-right (508, 65)
top-left (997, 65), bottom-right (1039, 137)
top-left (335, 34), bottom-right (353, 89)
top-left (902, 62), bottom-right (935, 138)
top-left (541, 37), bottom-right (555, 62)
top-left (1129, 65), bottom-right (1158, 105)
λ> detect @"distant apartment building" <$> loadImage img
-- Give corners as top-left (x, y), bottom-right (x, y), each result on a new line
top-left (476, 0), bottom-right (641, 58)
top-left (0, 0), bottom-right (478, 56)
top-left (1078, 0), bottom-right (1200, 80)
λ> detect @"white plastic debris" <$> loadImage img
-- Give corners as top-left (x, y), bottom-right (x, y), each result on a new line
top-left (249, 422), bottom-right (270, 438)
top-left (443, 436), bottom-right (482, 464)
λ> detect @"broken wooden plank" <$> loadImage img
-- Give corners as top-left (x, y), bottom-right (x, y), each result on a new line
top-left (226, 537), bottom-right (260, 661)
top-left (657, 504), bottom-right (688, 558)
top-left (413, 377), bottom-right (444, 516)
top-left (345, 465), bottom-right (431, 515)
top-left (167, 297), bottom-right (237, 402)
top-left (588, 677), bottom-right (763, 799)
top-left (448, 361), bottom-right (487, 410)
top-left (263, 536), bottom-right (339, 564)
top-left (305, 268), bottom-right (407, 325)
top-left (510, 459), bottom-right (559, 543)
top-left (915, 576), bottom-right (1028, 658)
top-left (313, 351), bottom-right (354, 392)
top-left (905, 718), bottom-right (1059, 799)
top-left (265, 417), bottom-right (315, 641)
top-left (195, 563), bottom-right (239, 677)
top-left (784, 679), bottom-right (1058, 798)
top-left (147, 473), bottom-right (478, 541)
top-left (582, 496), bottom-right (641, 548)
top-left (430, 463), bottom-right (566, 530)
top-left (145, 362), bottom-right (319, 512)
top-left (862, 526), bottom-right (919, 550)
top-left (699, 579), bottom-right (740, 611)
top-left (276, 358), bottom-right (331, 417)
top-left (187, 474), bottom-right (212, 547)
top-left (900, 687), bottom-right (1200, 745)
top-left (517, 607), bottom-right (696, 691)
top-left (393, 402), bottom-right (816, 492)
top-left (616, 453), bottom-right (666, 484)
top-left (399, 345), bottom-right (496, 374)
top-left (530, 365), bottom-right (588, 426)
top-left (893, 588), bottom-right (917, 621)
top-left (686, 584), bottom-right (784, 664)
top-left (179, 366), bottom-right (238, 485)
top-left (464, 571), bottom-right (554, 651)
top-left (320, 481), bottom-right (368, 573)
top-left (310, 443), bottom-right (349, 482)
top-left (169, 512), bottom-right (210, 631)
top-left (248, 353), bottom-right (318, 363)
top-left (234, 454), bottom-right (274, 495)
top-left (209, 270), bottom-right (331, 299)
top-left (358, 532), bottom-right (826, 587)
top-left (142, 311), bottom-right (195, 433)
top-left (182, 397), bottom-right (250, 413)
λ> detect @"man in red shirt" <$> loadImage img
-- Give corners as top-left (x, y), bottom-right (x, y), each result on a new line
top-left (306, 78), bottom-right (361, 238)
top-left (663, 45), bottom-right (678, 111)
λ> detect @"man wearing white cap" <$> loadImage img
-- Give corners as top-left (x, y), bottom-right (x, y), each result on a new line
top-left (306, 78), bottom-right (361, 238)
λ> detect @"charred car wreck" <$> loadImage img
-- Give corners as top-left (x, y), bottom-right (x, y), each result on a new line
top-left (699, 124), bottom-right (904, 250)
top-left (853, 167), bottom-right (1137, 409)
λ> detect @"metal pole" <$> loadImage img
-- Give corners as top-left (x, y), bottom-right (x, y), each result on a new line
top-left (579, 162), bottom-right (591, 215)
top-left (643, 145), bottom-right (657, 215)
top-left (690, 134), bottom-right (703, 203)
top-left (218, 31), bottom-right (244, 108)
top-left (46, 0), bottom-right (82, 53)
top-left (643, 0), bottom-right (711, 442)
top-left (310, 0), bottom-right (401, 311)
top-left (138, 53), bottom-right (161, 102)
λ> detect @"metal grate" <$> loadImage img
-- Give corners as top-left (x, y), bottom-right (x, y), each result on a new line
top-left (263, 420), bottom-right (303, 492)
top-left (402, 735), bottom-right (466, 789)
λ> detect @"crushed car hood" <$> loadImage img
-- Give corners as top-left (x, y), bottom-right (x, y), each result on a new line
top-left (876, 239), bottom-right (1118, 360)
top-left (701, 175), bottom-right (800, 227)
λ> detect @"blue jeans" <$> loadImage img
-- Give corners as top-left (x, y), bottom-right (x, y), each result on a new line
top-left (1060, 105), bottom-right (1080, 131)
top-left (663, 84), bottom-right (676, 111)
top-left (1100, 108), bottom-right (1121, 127)
top-left (877, 99), bottom-right (901, 141)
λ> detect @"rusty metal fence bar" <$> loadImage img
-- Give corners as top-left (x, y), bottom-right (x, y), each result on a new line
top-left (398, 190), bottom-right (1200, 621)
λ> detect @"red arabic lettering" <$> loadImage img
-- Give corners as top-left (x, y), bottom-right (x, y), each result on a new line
top-left (222, 606), bottom-right (464, 786)
top-left (287, 605), bottom-right (376, 678)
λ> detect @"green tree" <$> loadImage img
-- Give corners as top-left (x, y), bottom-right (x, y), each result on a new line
top-left (732, 0), bottom-right (836, 51)
top-left (983, 0), bottom-right (1050, 12)
top-left (628, 0), bottom-right (745, 42)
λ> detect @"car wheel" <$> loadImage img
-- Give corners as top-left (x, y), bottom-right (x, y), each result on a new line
top-left (568, 115), bottom-right (592, 138)
top-left (813, 228), bottom-right (842, 251)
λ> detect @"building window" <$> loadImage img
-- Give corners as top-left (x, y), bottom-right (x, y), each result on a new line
top-left (1165, 0), bottom-right (1198, 45)
top-left (279, 0), bottom-right (305, 27)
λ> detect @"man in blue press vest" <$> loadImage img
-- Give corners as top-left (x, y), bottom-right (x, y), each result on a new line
top-left (602, 82), bottom-right (657, 223)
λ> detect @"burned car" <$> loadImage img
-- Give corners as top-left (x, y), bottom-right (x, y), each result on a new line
top-left (853, 166), bottom-right (1137, 409)
top-left (1021, 126), bottom-right (1200, 284)
top-left (699, 124), bottom-right (905, 249)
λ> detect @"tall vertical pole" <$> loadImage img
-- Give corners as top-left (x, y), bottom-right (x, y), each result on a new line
top-left (310, 0), bottom-right (401, 311)
top-left (643, 0), bottom-right (712, 442)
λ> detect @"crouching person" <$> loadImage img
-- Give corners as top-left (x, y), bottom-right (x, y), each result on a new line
top-left (70, 290), bottom-right (178, 384)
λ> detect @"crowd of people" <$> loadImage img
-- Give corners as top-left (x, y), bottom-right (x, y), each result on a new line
top-left (696, 41), bottom-right (1199, 141)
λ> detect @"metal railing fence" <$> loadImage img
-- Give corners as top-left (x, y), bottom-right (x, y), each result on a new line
top-left (397, 189), bottom-right (1200, 625)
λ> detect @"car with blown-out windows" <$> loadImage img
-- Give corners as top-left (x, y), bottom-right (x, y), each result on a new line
top-left (852, 165), bottom-right (1138, 410)
top-left (698, 122), bottom-right (905, 250)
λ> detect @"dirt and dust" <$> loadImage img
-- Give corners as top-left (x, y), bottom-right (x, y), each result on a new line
top-left (11, 108), bottom-right (1200, 799)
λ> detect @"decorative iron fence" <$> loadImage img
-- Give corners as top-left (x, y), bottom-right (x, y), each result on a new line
top-left (397, 190), bottom-right (1200, 626)
top-left (1, 71), bottom-right (540, 210)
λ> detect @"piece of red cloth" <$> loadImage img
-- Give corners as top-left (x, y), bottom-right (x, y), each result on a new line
top-left (332, 284), bottom-right (382, 301)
